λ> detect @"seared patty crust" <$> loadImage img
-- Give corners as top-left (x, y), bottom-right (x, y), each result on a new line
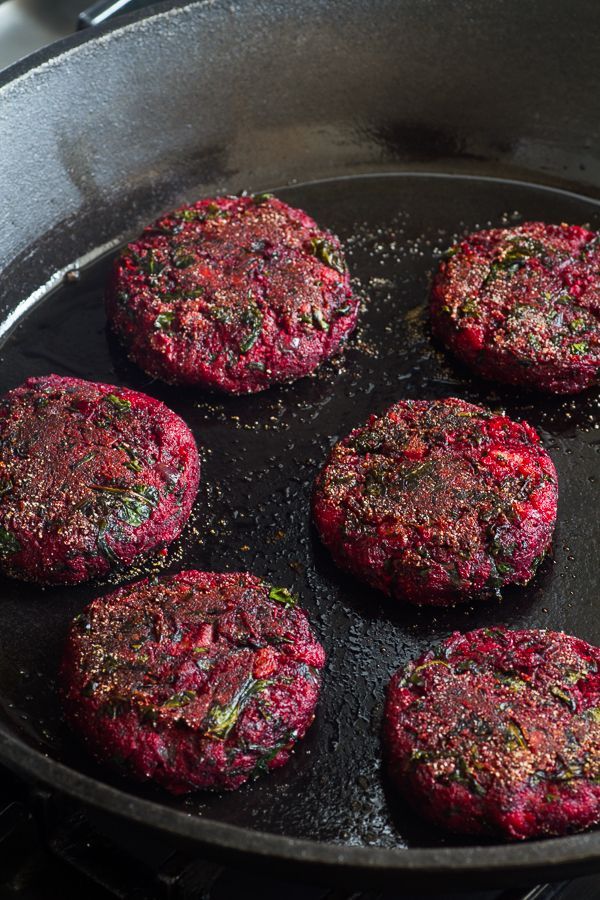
top-left (312, 398), bottom-right (557, 605)
top-left (61, 571), bottom-right (325, 793)
top-left (0, 375), bottom-right (199, 584)
top-left (430, 221), bottom-right (600, 393)
top-left (384, 627), bottom-right (600, 840)
top-left (106, 194), bottom-right (358, 393)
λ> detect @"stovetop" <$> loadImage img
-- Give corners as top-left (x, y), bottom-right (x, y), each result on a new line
top-left (0, 764), bottom-right (597, 900)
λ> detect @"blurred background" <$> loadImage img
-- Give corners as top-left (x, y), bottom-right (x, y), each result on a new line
top-left (0, 0), bottom-right (159, 68)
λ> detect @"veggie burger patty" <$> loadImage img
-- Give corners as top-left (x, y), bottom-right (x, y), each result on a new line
top-left (312, 398), bottom-right (557, 605)
top-left (430, 221), bottom-right (600, 393)
top-left (106, 194), bottom-right (358, 393)
top-left (384, 627), bottom-right (600, 840)
top-left (0, 375), bottom-right (199, 584)
top-left (61, 571), bottom-right (325, 793)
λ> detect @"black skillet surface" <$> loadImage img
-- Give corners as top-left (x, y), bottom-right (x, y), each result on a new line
top-left (0, 171), bottom-right (598, 885)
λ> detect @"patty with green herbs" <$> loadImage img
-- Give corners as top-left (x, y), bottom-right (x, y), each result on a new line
top-left (107, 194), bottom-right (358, 393)
top-left (431, 221), bottom-right (600, 393)
top-left (384, 627), bottom-right (600, 840)
top-left (61, 570), bottom-right (325, 792)
top-left (0, 375), bottom-right (199, 583)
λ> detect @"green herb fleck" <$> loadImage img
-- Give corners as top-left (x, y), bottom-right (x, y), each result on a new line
top-left (446, 756), bottom-right (486, 796)
top-left (72, 451), bottom-right (97, 470)
top-left (253, 192), bottom-right (274, 204)
top-left (155, 311), bottom-right (175, 331)
top-left (172, 250), bottom-right (196, 269)
top-left (239, 304), bottom-right (263, 353)
top-left (580, 234), bottom-right (600, 260)
top-left (409, 659), bottom-right (450, 686)
top-left (130, 248), bottom-right (166, 280)
top-left (312, 308), bottom-right (329, 332)
top-left (117, 444), bottom-right (143, 473)
top-left (177, 208), bottom-right (202, 221)
top-left (163, 287), bottom-right (204, 303)
top-left (0, 526), bottom-right (20, 556)
top-left (410, 748), bottom-right (435, 763)
top-left (527, 333), bottom-right (542, 351)
top-left (208, 305), bottom-right (233, 325)
top-left (268, 586), bottom-right (297, 607)
top-left (205, 202), bottom-right (227, 219)
top-left (552, 759), bottom-right (584, 782)
top-left (484, 238), bottom-right (546, 285)
top-left (506, 719), bottom-right (528, 751)
top-left (106, 394), bottom-right (131, 412)
top-left (206, 677), bottom-right (271, 739)
top-left (146, 250), bottom-right (162, 276)
top-left (500, 239), bottom-right (545, 268)
top-left (252, 729), bottom-right (298, 775)
top-left (570, 341), bottom-right (588, 355)
top-left (163, 690), bottom-right (196, 710)
top-left (96, 518), bottom-right (120, 563)
top-left (92, 484), bottom-right (159, 529)
top-left (309, 238), bottom-right (346, 274)
top-left (550, 685), bottom-right (576, 712)
top-left (459, 298), bottom-right (480, 318)
top-left (495, 672), bottom-right (526, 691)
top-left (0, 477), bottom-right (13, 497)
top-left (101, 653), bottom-right (118, 673)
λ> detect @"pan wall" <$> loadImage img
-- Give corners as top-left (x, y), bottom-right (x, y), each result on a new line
top-left (0, 0), bottom-right (599, 313)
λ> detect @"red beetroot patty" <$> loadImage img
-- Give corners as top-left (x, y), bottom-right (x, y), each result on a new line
top-left (384, 627), bottom-right (600, 840)
top-left (106, 194), bottom-right (358, 394)
top-left (60, 571), bottom-right (325, 793)
top-left (430, 221), bottom-right (600, 394)
top-left (0, 375), bottom-right (199, 584)
top-left (312, 398), bottom-right (557, 606)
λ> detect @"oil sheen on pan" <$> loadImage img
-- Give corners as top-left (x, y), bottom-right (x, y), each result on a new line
top-left (0, 173), bottom-right (598, 850)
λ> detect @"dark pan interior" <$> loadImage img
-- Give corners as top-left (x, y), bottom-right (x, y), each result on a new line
top-left (0, 171), bottom-right (598, 853)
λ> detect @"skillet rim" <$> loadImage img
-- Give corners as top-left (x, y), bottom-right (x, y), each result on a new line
top-left (2, 727), bottom-right (600, 882)
top-left (0, 0), bottom-right (599, 883)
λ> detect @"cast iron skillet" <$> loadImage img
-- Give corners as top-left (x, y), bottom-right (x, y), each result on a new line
top-left (0, 0), bottom-right (598, 890)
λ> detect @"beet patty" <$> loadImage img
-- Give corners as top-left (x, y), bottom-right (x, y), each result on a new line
top-left (61, 571), bottom-right (325, 793)
top-left (106, 194), bottom-right (358, 393)
top-left (312, 398), bottom-right (557, 605)
top-left (0, 375), bottom-right (199, 584)
top-left (384, 627), bottom-right (600, 840)
top-left (430, 221), bottom-right (600, 393)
